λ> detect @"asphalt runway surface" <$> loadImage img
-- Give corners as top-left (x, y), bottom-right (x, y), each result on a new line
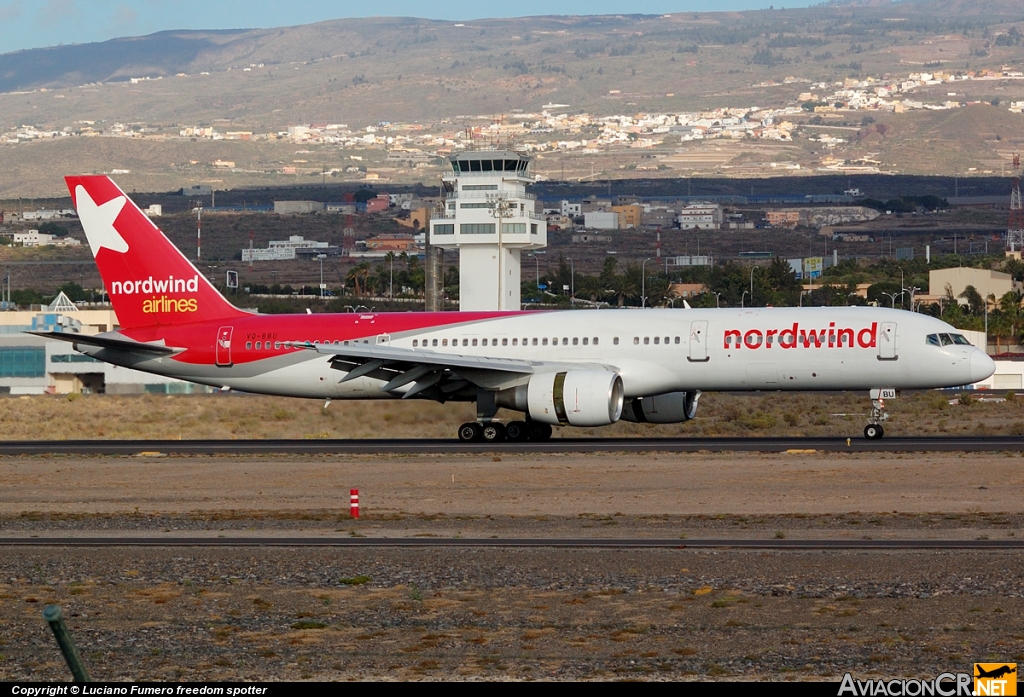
top-left (2, 537), bottom-right (1023, 548)
top-left (2, 435), bottom-right (1024, 455)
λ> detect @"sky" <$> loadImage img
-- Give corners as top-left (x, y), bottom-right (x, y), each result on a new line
top-left (0, 0), bottom-right (824, 54)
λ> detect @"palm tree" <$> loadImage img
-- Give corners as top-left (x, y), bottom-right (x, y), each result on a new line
top-left (998, 290), bottom-right (1024, 351)
top-left (576, 274), bottom-right (609, 304)
top-left (346, 262), bottom-right (372, 297)
top-left (959, 285), bottom-right (985, 316)
top-left (607, 274), bottom-right (638, 307)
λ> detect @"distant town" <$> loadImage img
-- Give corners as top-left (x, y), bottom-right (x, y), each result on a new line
top-left (3, 65), bottom-right (1022, 180)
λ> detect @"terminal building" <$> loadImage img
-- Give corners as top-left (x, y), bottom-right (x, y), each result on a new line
top-left (0, 293), bottom-right (207, 395)
top-left (430, 151), bottom-right (547, 311)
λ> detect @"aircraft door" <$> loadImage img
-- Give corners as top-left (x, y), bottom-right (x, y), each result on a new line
top-left (878, 322), bottom-right (897, 360)
top-left (216, 326), bottom-right (233, 367)
top-left (688, 320), bottom-right (709, 362)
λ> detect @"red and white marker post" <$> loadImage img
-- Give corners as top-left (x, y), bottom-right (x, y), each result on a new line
top-left (350, 489), bottom-right (360, 519)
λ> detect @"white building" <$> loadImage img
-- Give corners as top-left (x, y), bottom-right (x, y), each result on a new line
top-left (561, 200), bottom-right (582, 217)
top-left (242, 235), bottom-right (329, 262)
top-left (22, 208), bottom-right (75, 221)
top-left (584, 211), bottom-right (619, 230)
top-left (274, 201), bottom-right (324, 215)
top-left (676, 203), bottom-right (722, 230)
top-left (12, 229), bottom-right (82, 247)
top-left (430, 151), bottom-right (547, 311)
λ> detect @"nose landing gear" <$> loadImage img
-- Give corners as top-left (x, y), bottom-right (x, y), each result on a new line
top-left (864, 389), bottom-right (893, 439)
top-left (864, 422), bottom-right (884, 440)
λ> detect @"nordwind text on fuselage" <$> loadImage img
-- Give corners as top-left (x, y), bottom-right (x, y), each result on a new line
top-left (724, 322), bottom-right (878, 350)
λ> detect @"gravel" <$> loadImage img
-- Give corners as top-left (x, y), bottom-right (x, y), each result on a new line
top-left (2, 545), bottom-right (1022, 681)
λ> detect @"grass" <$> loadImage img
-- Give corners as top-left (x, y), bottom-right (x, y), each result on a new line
top-left (338, 576), bottom-right (371, 585)
top-left (3, 389), bottom-right (1022, 440)
top-left (290, 621), bottom-right (328, 630)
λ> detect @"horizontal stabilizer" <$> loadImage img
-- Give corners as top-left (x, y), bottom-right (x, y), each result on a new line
top-left (27, 331), bottom-right (179, 355)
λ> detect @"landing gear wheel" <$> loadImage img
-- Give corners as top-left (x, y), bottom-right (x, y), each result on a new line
top-left (528, 422), bottom-right (553, 441)
top-left (505, 421), bottom-right (529, 442)
top-left (480, 422), bottom-right (507, 442)
top-left (458, 422), bottom-right (482, 442)
top-left (864, 424), bottom-right (884, 440)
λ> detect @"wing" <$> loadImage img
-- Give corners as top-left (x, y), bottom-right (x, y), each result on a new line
top-left (287, 340), bottom-right (615, 400)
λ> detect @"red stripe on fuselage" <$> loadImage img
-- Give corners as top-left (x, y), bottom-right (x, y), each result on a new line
top-left (121, 311), bottom-right (531, 365)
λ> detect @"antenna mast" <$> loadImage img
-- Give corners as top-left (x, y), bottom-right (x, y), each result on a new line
top-left (1007, 154), bottom-right (1023, 255)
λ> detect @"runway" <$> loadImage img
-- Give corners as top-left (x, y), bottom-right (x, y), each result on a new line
top-left (1, 537), bottom-right (1022, 549)
top-left (1, 434), bottom-right (1022, 455)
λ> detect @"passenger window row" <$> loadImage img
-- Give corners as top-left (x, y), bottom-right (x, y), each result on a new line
top-left (248, 333), bottom-right (675, 352)
top-left (412, 337), bottom-right (607, 348)
top-left (633, 336), bottom-right (682, 345)
top-left (246, 340), bottom-right (347, 350)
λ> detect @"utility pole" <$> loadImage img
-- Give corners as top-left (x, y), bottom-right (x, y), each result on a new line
top-left (641, 257), bottom-right (652, 308)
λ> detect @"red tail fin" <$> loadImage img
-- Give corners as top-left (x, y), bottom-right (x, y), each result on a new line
top-left (66, 175), bottom-right (247, 329)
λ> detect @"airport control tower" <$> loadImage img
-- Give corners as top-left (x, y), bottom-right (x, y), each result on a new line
top-left (430, 151), bottom-right (547, 311)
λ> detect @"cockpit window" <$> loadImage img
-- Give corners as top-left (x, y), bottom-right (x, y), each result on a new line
top-left (927, 333), bottom-right (973, 347)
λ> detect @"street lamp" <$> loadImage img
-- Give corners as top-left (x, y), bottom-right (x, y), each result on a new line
top-left (641, 257), bottom-right (652, 308)
top-left (388, 253), bottom-right (394, 300)
top-left (712, 291), bottom-right (722, 308)
top-left (566, 256), bottom-right (575, 300)
top-left (741, 290), bottom-right (749, 308)
top-left (907, 286), bottom-right (920, 312)
top-left (317, 254), bottom-right (327, 298)
top-left (882, 290), bottom-right (904, 308)
top-left (530, 250), bottom-right (546, 291)
top-left (489, 193), bottom-right (514, 309)
top-left (749, 265), bottom-right (757, 307)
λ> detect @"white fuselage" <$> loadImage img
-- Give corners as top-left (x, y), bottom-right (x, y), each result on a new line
top-left (93, 307), bottom-right (994, 400)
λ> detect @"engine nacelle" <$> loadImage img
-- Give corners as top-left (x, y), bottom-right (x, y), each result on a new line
top-left (525, 370), bottom-right (624, 427)
top-left (621, 391), bottom-right (701, 424)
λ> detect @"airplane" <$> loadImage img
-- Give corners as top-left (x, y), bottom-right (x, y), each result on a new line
top-left (34, 175), bottom-right (996, 442)
top-left (975, 665), bottom-right (1016, 680)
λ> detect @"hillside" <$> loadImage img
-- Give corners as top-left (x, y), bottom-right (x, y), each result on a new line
top-left (0, 0), bottom-right (1021, 197)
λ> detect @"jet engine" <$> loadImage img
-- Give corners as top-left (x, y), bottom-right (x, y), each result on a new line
top-left (498, 370), bottom-right (624, 426)
top-left (621, 391), bottom-right (701, 424)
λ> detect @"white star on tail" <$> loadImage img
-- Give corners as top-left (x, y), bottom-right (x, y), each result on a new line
top-left (75, 184), bottom-right (129, 256)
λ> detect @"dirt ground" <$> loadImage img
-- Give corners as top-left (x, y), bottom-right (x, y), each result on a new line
top-left (1, 450), bottom-right (1024, 519)
top-left (1, 451), bottom-right (1023, 681)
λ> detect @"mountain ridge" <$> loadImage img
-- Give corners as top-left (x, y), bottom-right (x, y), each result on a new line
top-left (1, 1), bottom-right (1021, 94)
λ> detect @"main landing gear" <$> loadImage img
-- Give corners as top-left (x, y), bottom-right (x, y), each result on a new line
top-left (864, 389), bottom-right (892, 440)
top-left (457, 420), bottom-right (553, 442)
top-left (460, 389), bottom-right (553, 442)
